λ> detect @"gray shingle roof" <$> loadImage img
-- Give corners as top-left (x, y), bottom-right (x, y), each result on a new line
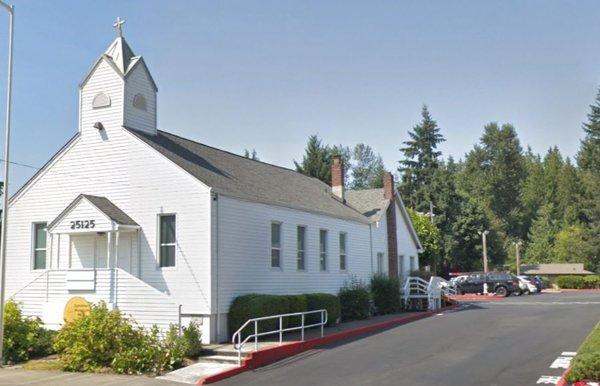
top-left (521, 263), bottom-right (595, 275)
top-left (345, 188), bottom-right (389, 222)
top-left (126, 128), bottom-right (369, 223)
top-left (48, 194), bottom-right (138, 230)
top-left (82, 194), bottom-right (138, 226)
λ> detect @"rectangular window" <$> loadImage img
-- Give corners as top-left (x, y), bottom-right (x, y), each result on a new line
top-left (339, 232), bottom-right (347, 271)
top-left (159, 215), bottom-right (176, 267)
top-left (377, 252), bottom-right (384, 274)
top-left (297, 226), bottom-right (306, 270)
top-left (271, 222), bottom-right (281, 268)
top-left (319, 229), bottom-right (327, 271)
top-left (33, 223), bottom-right (47, 270)
top-left (410, 256), bottom-right (416, 272)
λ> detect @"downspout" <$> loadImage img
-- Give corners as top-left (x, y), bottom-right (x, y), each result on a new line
top-left (214, 192), bottom-right (220, 342)
top-left (369, 223), bottom-right (374, 276)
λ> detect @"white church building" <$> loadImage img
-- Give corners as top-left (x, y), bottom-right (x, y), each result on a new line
top-left (5, 25), bottom-right (422, 343)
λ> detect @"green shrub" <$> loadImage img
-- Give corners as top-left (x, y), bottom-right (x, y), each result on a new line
top-left (53, 302), bottom-right (185, 375)
top-left (556, 275), bottom-right (586, 289)
top-left (583, 275), bottom-right (600, 289)
top-left (181, 321), bottom-right (202, 358)
top-left (3, 300), bottom-right (55, 364)
top-left (566, 322), bottom-right (600, 382)
top-left (556, 275), bottom-right (600, 289)
top-left (305, 293), bottom-right (340, 326)
top-left (409, 269), bottom-right (433, 281)
top-left (228, 294), bottom-right (290, 338)
top-left (371, 274), bottom-right (400, 315)
top-left (285, 295), bottom-right (308, 328)
top-left (339, 277), bottom-right (371, 321)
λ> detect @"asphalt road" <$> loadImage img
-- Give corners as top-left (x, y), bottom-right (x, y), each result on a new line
top-left (218, 292), bottom-right (600, 386)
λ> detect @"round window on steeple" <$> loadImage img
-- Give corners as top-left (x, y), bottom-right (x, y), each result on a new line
top-left (133, 93), bottom-right (147, 111)
top-left (92, 92), bottom-right (111, 109)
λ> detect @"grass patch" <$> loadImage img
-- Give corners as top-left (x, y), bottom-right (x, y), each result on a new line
top-left (566, 321), bottom-right (600, 382)
top-left (22, 359), bottom-right (62, 371)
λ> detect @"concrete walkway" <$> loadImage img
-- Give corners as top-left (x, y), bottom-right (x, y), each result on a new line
top-left (0, 367), bottom-right (183, 385)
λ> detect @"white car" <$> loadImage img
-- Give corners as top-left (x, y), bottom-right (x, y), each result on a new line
top-left (517, 275), bottom-right (538, 295)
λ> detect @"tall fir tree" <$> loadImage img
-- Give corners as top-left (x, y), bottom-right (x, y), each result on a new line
top-left (398, 105), bottom-right (445, 211)
top-left (294, 135), bottom-right (332, 185)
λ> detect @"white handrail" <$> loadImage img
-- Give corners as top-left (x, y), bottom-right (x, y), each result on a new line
top-left (231, 309), bottom-right (328, 365)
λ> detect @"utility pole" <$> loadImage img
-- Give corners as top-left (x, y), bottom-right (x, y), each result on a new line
top-left (515, 241), bottom-right (522, 276)
top-left (0, 0), bottom-right (14, 365)
top-left (478, 230), bottom-right (490, 294)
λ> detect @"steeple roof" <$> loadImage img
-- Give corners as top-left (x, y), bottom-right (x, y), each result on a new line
top-left (104, 37), bottom-right (136, 74)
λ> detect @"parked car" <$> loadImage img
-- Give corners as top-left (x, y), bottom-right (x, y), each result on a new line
top-left (516, 275), bottom-right (538, 295)
top-left (456, 272), bottom-right (519, 297)
top-left (529, 276), bottom-right (544, 292)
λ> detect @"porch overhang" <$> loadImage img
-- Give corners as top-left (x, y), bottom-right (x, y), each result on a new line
top-left (48, 194), bottom-right (139, 234)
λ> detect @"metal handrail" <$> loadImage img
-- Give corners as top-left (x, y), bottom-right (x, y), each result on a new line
top-left (231, 309), bottom-right (328, 365)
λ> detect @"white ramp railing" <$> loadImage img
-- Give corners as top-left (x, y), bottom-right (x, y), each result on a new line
top-left (403, 276), bottom-right (457, 311)
top-left (232, 309), bottom-right (328, 365)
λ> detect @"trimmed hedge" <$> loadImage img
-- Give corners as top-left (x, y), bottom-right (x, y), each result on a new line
top-left (556, 275), bottom-right (600, 289)
top-left (339, 278), bottom-right (370, 321)
top-left (305, 293), bottom-right (340, 326)
top-left (228, 293), bottom-right (341, 338)
top-left (371, 274), bottom-right (400, 315)
top-left (566, 321), bottom-right (600, 382)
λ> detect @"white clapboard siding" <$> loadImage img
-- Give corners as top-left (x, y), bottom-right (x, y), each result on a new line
top-left (395, 203), bottom-right (419, 274)
top-left (215, 195), bottom-right (374, 312)
top-left (6, 127), bottom-right (213, 321)
top-left (124, 63), bottom-right (157, 135)
top-left (10, 269), bottom-right (180, 331)
top-left (80, 59), bottom-right (124, 138)
top-left (370, 219), bottom-right (389, 274)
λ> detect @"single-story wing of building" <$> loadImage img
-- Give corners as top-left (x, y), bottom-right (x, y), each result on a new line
top-left (5, 30), bottom-right (422, 343)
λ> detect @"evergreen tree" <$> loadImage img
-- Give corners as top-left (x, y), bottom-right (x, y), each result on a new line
top-left (524, 204), bottom-right (559, 263)
top-left (578, 89), bottom-right (600, 172)
top-left (351, 144), bottom-right (385, 190)
top-left (398, 105), bottom-right (445, 210)
top-left (294, 135), bottom-right (332, 185)
top-left (459, 123), bottom-right (526, 262)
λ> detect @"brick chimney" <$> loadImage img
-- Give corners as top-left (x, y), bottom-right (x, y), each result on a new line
top-left (383, 172), bottom-right (398, 278)
top-left (383, 172), bottom-right (394, 199)
top-left (331, 155), bottom-right (345, 201)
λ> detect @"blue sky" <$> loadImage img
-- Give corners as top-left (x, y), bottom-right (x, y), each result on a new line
top-left (0, 0), bottom-right (599, 193)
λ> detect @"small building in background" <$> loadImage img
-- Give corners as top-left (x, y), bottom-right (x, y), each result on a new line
top-left (521, 263), bottom-right (595, 286)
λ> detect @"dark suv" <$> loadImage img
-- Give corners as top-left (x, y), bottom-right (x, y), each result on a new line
top-left (456, 272), bottom-right (518, 297)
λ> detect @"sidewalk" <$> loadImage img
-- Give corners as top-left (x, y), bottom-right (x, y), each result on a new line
top-left (0, 367), bottom-right (183, 385)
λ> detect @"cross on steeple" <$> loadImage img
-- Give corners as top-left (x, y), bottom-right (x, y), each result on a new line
top-left (113, 17), bottom-right (125, 37)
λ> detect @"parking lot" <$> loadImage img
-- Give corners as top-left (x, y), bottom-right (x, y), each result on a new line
top-left (217, 292), bottom-right (600, 386)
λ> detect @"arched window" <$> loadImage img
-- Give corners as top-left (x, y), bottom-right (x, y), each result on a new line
top-left (92, 92), bottom-right (111, 109)
top-left (132, 93), bottom-right (147, 111)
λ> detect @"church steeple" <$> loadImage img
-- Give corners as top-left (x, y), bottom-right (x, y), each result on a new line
top-left (78, 18), bottom-right (158, 136)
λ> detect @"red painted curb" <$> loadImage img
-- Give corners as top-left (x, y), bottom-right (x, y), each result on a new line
top-left (557, 368), bottom-right (570, 386)
top-left (197, 304), bottom-right (460, 385)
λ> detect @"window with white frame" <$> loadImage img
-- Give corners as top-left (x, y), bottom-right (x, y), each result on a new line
top-left (339, 232), bottom-right (347, 271)
top-left (377, 252), bottom-right (384, 274)
top-left (410, 255), bottom-right (416, 272)
top-left (319, 229), bottom-right (327, 271)
top-left (33, 223), bottom-right (47, 270)
top-left (159, 215), bottom-right (176, 267)
top-left (271, 222), bottom-right (282, 268)
top-left (297, 226), bottom-right (306, 270)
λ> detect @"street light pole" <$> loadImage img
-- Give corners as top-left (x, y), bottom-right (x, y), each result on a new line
top-left (0, 0), bottom-right (14, 365)
top-left (478, 230), bottom-right (490, 294)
